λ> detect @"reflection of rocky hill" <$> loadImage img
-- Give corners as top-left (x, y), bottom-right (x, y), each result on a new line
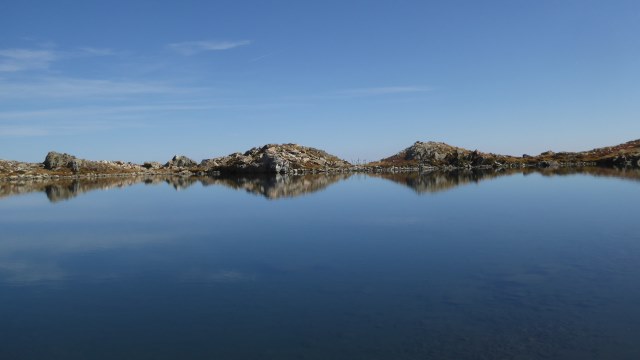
top-left (0, 176), bottom-right (194, 203)
top-left (1, 168), bottom-right (639, 203)
top-left (372, 167), bottom-right (640, 194)
top-left (524, 167), bottom-right (640, 183)
top-left (370, 169), bottom-right (521, 194)
top-left (203, 173), bottom-right (352, 199)
top-left (0, 174), bottom-right (352, 202)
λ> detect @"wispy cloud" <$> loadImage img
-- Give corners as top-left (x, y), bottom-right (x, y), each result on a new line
top-left (336, 86), bottom-right (432, 97)
top-left (248, 53), bottom-right (274, 63)
top-left (0, 121), bottom-right (147, 137)
top-left (0, 46), bottom-right (117, 73)
top-left (0, 125), bottom-right (51, 137)
top-left (76, 47), bottom-right (116, 56)
top-left (0, 48), bottom-right (58, 72)
top-left (0, 77), bottom-right (197, 99)
top-left (0, 104), bottom-right (227, 121)
top-left (167, 40), bottom-right (251, 55)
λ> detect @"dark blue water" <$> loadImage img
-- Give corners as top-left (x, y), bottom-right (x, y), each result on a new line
top-left (1, 170), bottom-right (639, 359)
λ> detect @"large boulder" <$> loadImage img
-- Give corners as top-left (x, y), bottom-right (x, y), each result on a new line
top-left (43, 152), bottom-right (77, 170)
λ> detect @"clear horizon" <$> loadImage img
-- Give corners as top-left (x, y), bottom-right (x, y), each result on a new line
top-left (1, 0), bottom-right (639, 163)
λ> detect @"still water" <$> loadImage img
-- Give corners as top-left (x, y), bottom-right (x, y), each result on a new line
top-left (1, 169), bottom-right (639, 359)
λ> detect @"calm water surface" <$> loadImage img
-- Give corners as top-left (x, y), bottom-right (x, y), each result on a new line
top-left (1, 169), bottom-right (639, 359)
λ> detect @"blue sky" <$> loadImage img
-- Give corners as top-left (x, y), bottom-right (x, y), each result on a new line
top-left (1, 0), bottom-right (639, 163)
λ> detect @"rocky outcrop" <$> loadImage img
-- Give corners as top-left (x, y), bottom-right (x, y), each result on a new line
top-left (372, 139), bottom-right (640, 170)
top-left (1, 152), bottom-right (168, 181)
top-left (43, 152), bottom-right (78, 170)
top-left (0, 159), bottom-right (47, 178)
top-left (41, 151), bottom-right (149, 175)
top-left (165, 155), bottom-right (197, 168)
top-left (372, 141), bottom-right (521, 169)
top-left (201, 144), bottom-right (352, 174)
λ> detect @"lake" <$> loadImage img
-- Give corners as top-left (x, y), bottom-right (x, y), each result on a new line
top-left (1, 168), bottom-right (639, 359)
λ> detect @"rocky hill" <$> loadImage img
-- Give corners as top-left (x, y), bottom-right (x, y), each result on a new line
top-left (371, 141), bottom-right (520, 169)
top-left (370, 139), bottom-right (640, 169)
top-left (200, 143), bottom-right (352, 174)
top-left (531, 139), bottom-right (640, 167)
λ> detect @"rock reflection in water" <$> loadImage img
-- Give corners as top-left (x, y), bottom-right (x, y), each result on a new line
top-left (203, 173), bottom-right (352, 199)
top-left (370, 169), bottom-right (520, 194)
top-left (373, 167), bottom-right (640, 194)
top-left (0, 173), bottom-right (353, 202)
top-left (0, 176), bottom-right (167, 203)
top-left (1, 168), bottom-right (639, 202)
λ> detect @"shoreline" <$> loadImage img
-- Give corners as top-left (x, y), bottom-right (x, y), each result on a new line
top-left (0, 161), bottom-right (622, 183)
top-left (1, 139), bottom-right (639, 182)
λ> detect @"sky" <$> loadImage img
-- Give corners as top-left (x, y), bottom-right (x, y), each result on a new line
top-left (1, 0), bottom-right (639, 163)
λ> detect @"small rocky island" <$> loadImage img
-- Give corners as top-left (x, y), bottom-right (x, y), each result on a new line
top-left (1, 139), bottom-right (639, 181)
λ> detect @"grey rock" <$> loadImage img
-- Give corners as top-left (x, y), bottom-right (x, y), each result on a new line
top-left (165, 155), bottom-right (197, 168)
top-left (44, 151), bottom-right (77, 170)
top-left (264, 153), bottom-right (290, 174)
top-left (69, 160), bottom-right (81, 173)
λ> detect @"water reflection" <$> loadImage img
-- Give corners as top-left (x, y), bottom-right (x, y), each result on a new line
top-left (1, 167), bottom-right (639, 202)
top-left (1, 167), bottom-right (640, 359)
top-left (369, 169), bottom-right (520, 193)
top-left (201, 173), bottom-right (352, 199)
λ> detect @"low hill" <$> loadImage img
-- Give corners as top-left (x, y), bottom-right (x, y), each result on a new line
top-left (371, 139), bottom-right (640, 169)
top-left (200, 143), bottom-right (352, 174)
top-left (371, 141), bottom-right (521, 168)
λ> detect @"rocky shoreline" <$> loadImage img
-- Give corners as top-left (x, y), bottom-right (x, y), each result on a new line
top-left (1, 139), bottom-right (639, 182)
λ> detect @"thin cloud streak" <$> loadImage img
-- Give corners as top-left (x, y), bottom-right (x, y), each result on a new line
top-left (248, 53), bottom-right (274, 63)
top-left (167, 40), bottom-right (251, 55)
top-left (0, 121), bottom-right (147, 137)
top-left (0, 126), bottom-right (51, 137)
top-left (0, 48), bottom-right (58, 72)
top-left (0, 46), bottom-right (119, 72)
top-left (0, 104), bottom-right (229, 121)
top-left (0, 77), bottom-right (199, 99)
top-left (336, 86), bottom-right (432, 97)
top-left (76, 47), bottom-right (116, 56)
